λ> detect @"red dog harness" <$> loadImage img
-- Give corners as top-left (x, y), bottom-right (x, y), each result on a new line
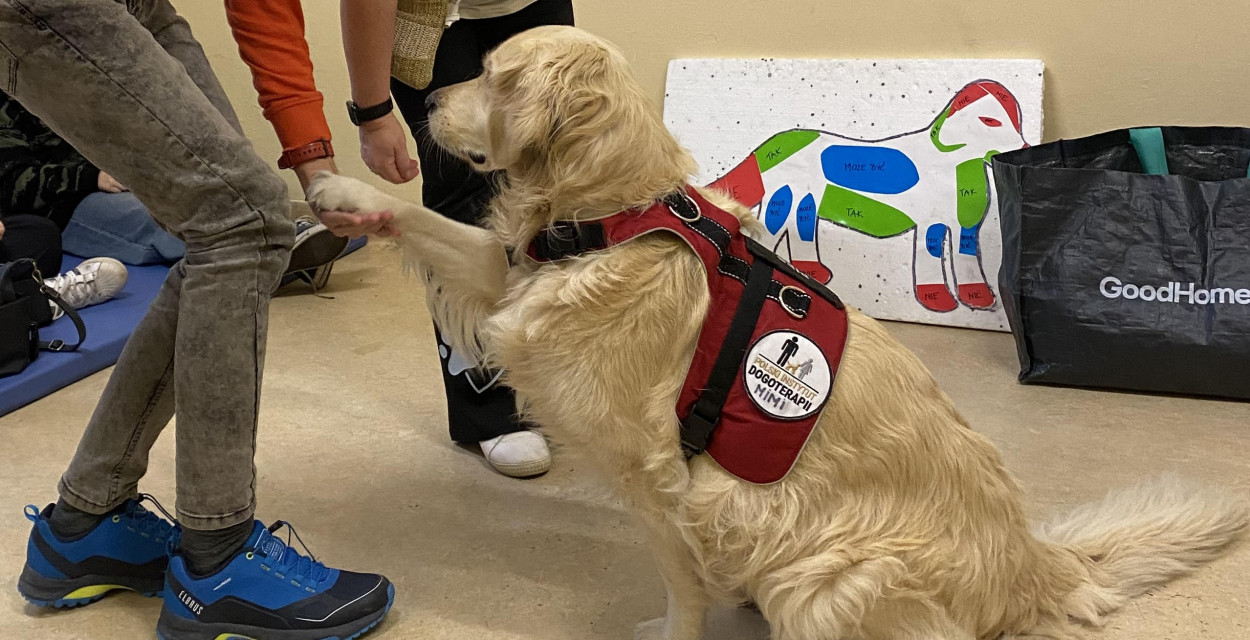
top-left (526, 189), bottom-right (850, 484)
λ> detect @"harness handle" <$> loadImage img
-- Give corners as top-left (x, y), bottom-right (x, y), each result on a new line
top-left (680, 254), bottom-right (774, 456)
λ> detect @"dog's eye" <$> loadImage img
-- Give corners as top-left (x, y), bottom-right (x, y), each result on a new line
top-left (979, 117), bottom-right (1003, 127)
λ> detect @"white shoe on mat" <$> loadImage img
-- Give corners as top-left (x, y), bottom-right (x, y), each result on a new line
top-left (44, 257), bottom-right (128, 319)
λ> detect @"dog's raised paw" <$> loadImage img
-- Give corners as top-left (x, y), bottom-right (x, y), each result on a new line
top-left (305, 172), bottom-right (392, 215)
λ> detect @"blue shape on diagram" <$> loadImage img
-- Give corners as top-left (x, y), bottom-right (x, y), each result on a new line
top-left (765, 185), bottom-right (793, 234)
top-left (959, 223), bottom-right (980, 256)
top-left (926, 223), bottom-right (948, 258)
top-left (795, 193), bottom-right (817, 241)
top-left (821, 145), bottom-right (920, 194)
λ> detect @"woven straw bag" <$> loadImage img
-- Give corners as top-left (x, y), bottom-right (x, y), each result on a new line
top-left (392, 0), bottom-right (451, 89)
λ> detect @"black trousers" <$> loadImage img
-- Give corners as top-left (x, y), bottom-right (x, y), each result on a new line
top-left (0, 214), bottom-right (63, 277)
top-left (391, 0), bottom-right (575, 443)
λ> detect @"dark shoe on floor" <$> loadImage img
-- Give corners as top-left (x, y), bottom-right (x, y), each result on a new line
top-left (285, 215), bottom-right (349, 277)
top-left (157, 520), bottom-right (394, 640)
top-left (280, 215), bottom-right (358, 293)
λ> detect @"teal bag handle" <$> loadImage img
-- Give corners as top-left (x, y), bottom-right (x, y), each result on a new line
top-left (1129, 127), bottom-right (1250, 177)
top-left (1129, 127), bottom-right (1170, 175)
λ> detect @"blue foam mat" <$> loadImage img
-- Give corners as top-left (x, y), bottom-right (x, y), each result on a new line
top-left (1, 236), bottom-right (368, 417)
top-left (0, 256), bottom-right (170, 417)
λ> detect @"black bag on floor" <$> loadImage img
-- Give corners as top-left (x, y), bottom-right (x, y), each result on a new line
top-left (0, 259), bottom-right (86, 377)
top-left (992, 127), bottom-right (1250, 400)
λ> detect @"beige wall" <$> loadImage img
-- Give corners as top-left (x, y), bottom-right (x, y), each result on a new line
top-left (169, 1), bottom-right (385, 198)
top-left (171, 0), bottom-right (1250, 197)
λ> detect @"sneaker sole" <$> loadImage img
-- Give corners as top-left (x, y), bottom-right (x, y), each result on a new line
top-left (18, 564), bottom-right (163, 608)
top-left (286, 228), bottom-right (350, 275)
top-left (155, 582), bottom-right (395, 640)
top-left (488, 457), bottom-right (552, 478)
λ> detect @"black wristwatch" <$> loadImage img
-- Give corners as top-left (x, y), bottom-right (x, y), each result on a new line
top-left (346, 97), bottom-right (394, 126)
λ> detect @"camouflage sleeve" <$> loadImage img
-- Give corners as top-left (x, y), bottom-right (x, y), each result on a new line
top-left (0, 129), bottom-right (98, 217)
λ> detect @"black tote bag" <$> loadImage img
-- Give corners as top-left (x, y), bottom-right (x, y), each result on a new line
top-left (992, 127), bottom-right (1250, 400)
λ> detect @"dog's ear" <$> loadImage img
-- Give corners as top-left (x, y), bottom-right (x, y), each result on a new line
top-left (485, 41), bottom-right (551, 168)
top-left (487, 37), bottom-right (620, 173)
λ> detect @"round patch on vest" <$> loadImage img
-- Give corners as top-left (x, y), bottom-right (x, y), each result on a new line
top-left (743, 330), bottom-right (832, 420)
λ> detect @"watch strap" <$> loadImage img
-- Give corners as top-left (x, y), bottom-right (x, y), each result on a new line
top-left (347, 98), bottom-right (394, 126)
top-left (277, 139), bottom-right (334, 170)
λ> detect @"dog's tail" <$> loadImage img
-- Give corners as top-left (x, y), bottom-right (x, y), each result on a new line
top-left (1034, 475), bottom-right (1247, 627)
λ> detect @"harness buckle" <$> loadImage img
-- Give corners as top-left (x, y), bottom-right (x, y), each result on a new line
top-left (778, 285), bottom-right (809, 319)
top-left (680, 410), bottom-right (717, 456)
top-left (665, 191), bottom-right (702, 223)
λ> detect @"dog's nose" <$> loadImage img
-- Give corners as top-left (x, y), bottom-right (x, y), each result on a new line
top-left (424, 91), bottom-right (440, 113)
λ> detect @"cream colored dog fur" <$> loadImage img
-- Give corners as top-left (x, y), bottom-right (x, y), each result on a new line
top-left (307, 26), bottom-right (1248, 640)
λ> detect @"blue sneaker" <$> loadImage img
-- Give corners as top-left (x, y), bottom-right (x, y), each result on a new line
top-left (18, 497), bottom-right (176, 608)
top-left (157, 520), bottom-right (394, 640)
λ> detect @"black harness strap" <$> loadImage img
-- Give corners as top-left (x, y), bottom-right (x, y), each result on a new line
top-left (745, 237), bottom-right (845, 311)
top-left (531, 221), bottom-right (608, 261)
top-left (682, 213), bottom-right (747, 282)
top-left (679, 254), bottom-right (774, 456)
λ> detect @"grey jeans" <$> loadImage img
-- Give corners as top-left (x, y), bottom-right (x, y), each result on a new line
top-left (0, 0), bottom-right (294, 529)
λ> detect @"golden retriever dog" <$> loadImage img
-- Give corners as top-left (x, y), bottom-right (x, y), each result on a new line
top-left (307, 26), bottom-right (1247, 640)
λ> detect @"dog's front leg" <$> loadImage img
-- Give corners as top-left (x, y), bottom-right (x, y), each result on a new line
top-left (305, 172), bottom-right (509, 359)
top-left (636, 524), bottom-right (707, 640)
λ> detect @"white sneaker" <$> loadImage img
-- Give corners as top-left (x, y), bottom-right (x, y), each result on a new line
top-left (44, 257), bottom-right (128, 319)
top-left (479, 431), bottom-right (551, 478)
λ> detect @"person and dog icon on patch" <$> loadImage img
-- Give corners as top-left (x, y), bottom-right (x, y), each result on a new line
top-left (795, 358), bottom-right (814, 381)
top-left (776, 337), bottom-right (816, 382)
top-left (777, 336), bottom-right (800, 367)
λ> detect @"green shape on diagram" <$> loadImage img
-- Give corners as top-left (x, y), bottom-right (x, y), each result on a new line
top-left (956, 155), bottom-right (994, 229)
top-left (754, 129), bottom-right (821, 173)
top-left (929, 109), bottom-right (966, 153)
top-left (817, 184), bottom-right (916, 238)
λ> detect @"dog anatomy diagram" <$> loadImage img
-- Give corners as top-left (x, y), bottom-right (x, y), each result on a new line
top-left (665, 59), bottom-right (1044, 330)
top-left (711, 80), bottom-right (1027, 313)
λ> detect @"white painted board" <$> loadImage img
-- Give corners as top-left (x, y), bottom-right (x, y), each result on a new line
top-left (664, 59), bottom-right (1044, 331)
